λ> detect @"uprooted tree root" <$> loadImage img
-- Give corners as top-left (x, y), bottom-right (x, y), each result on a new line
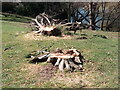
top-left (30, 13), bottom-right (83, 36)
top-left (30, 13), bottom-right (62, 36)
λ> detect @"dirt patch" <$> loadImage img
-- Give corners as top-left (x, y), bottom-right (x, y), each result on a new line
top-left (22, 60), bottom-right (97, 87)
top-left (22, 63), bottom-right (58, 84)
top-left (37, 64), bottom-right (58, 82)
top-left (24, 32), bottom-right (72, 41)
top-left (46, 61), bottom-right (97, 88)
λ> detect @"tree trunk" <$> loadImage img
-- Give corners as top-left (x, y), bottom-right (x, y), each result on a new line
top-left (89, 2), bottom-right (96, 30)
top-left (68, 2), bottom-right (71, 22)
top-left (44, 2), bottom-right (47, 14)
top-left (101, 2), bottom-right (106, 30)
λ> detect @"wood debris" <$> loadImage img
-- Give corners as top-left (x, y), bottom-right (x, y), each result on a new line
top-left (30, 13), bottom-right (61, 36)
top-left (30, 13), bottom-right (83, 36)
top-left (29, 48), bottom-right (85, 72)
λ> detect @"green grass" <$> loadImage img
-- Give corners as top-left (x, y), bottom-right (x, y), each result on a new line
top-left (1, 12), bottom-right (32, 23)
top-left (2, 16), bottom-right (118, 88)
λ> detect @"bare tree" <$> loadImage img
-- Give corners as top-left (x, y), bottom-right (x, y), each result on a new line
top-left (100, 2), bottom-right (106, 30)
top-left (105, 2), bottom-right (120, 31)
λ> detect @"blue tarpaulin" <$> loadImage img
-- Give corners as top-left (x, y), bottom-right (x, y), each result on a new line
top-left (70, 8), bottom-right (102, 30)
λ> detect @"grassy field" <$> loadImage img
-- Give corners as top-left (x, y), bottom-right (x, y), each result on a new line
top-left (1, 15), bottom-right (118, 88)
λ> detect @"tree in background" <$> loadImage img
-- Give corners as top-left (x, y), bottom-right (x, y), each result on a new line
top-left (2, 2), bottom-right (17, 13)
top-left (105, 2), bottom-right (120, 31)
top-left (2, 2), bottom-right (120, 31)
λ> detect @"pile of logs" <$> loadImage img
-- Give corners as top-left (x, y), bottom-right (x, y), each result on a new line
top-left (30, 13), bottom-right (61, 36)
top-left (29, 48), bottom-right (84, 71)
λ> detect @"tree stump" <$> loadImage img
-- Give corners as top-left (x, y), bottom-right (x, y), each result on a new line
top-left (29, 48), bottom-right (84, 72)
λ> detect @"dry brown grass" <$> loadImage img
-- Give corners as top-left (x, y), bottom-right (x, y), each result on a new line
top-left (24, 32), bottom-right (73, 41)
top-left (21, 60), bottom-right (97, 88)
